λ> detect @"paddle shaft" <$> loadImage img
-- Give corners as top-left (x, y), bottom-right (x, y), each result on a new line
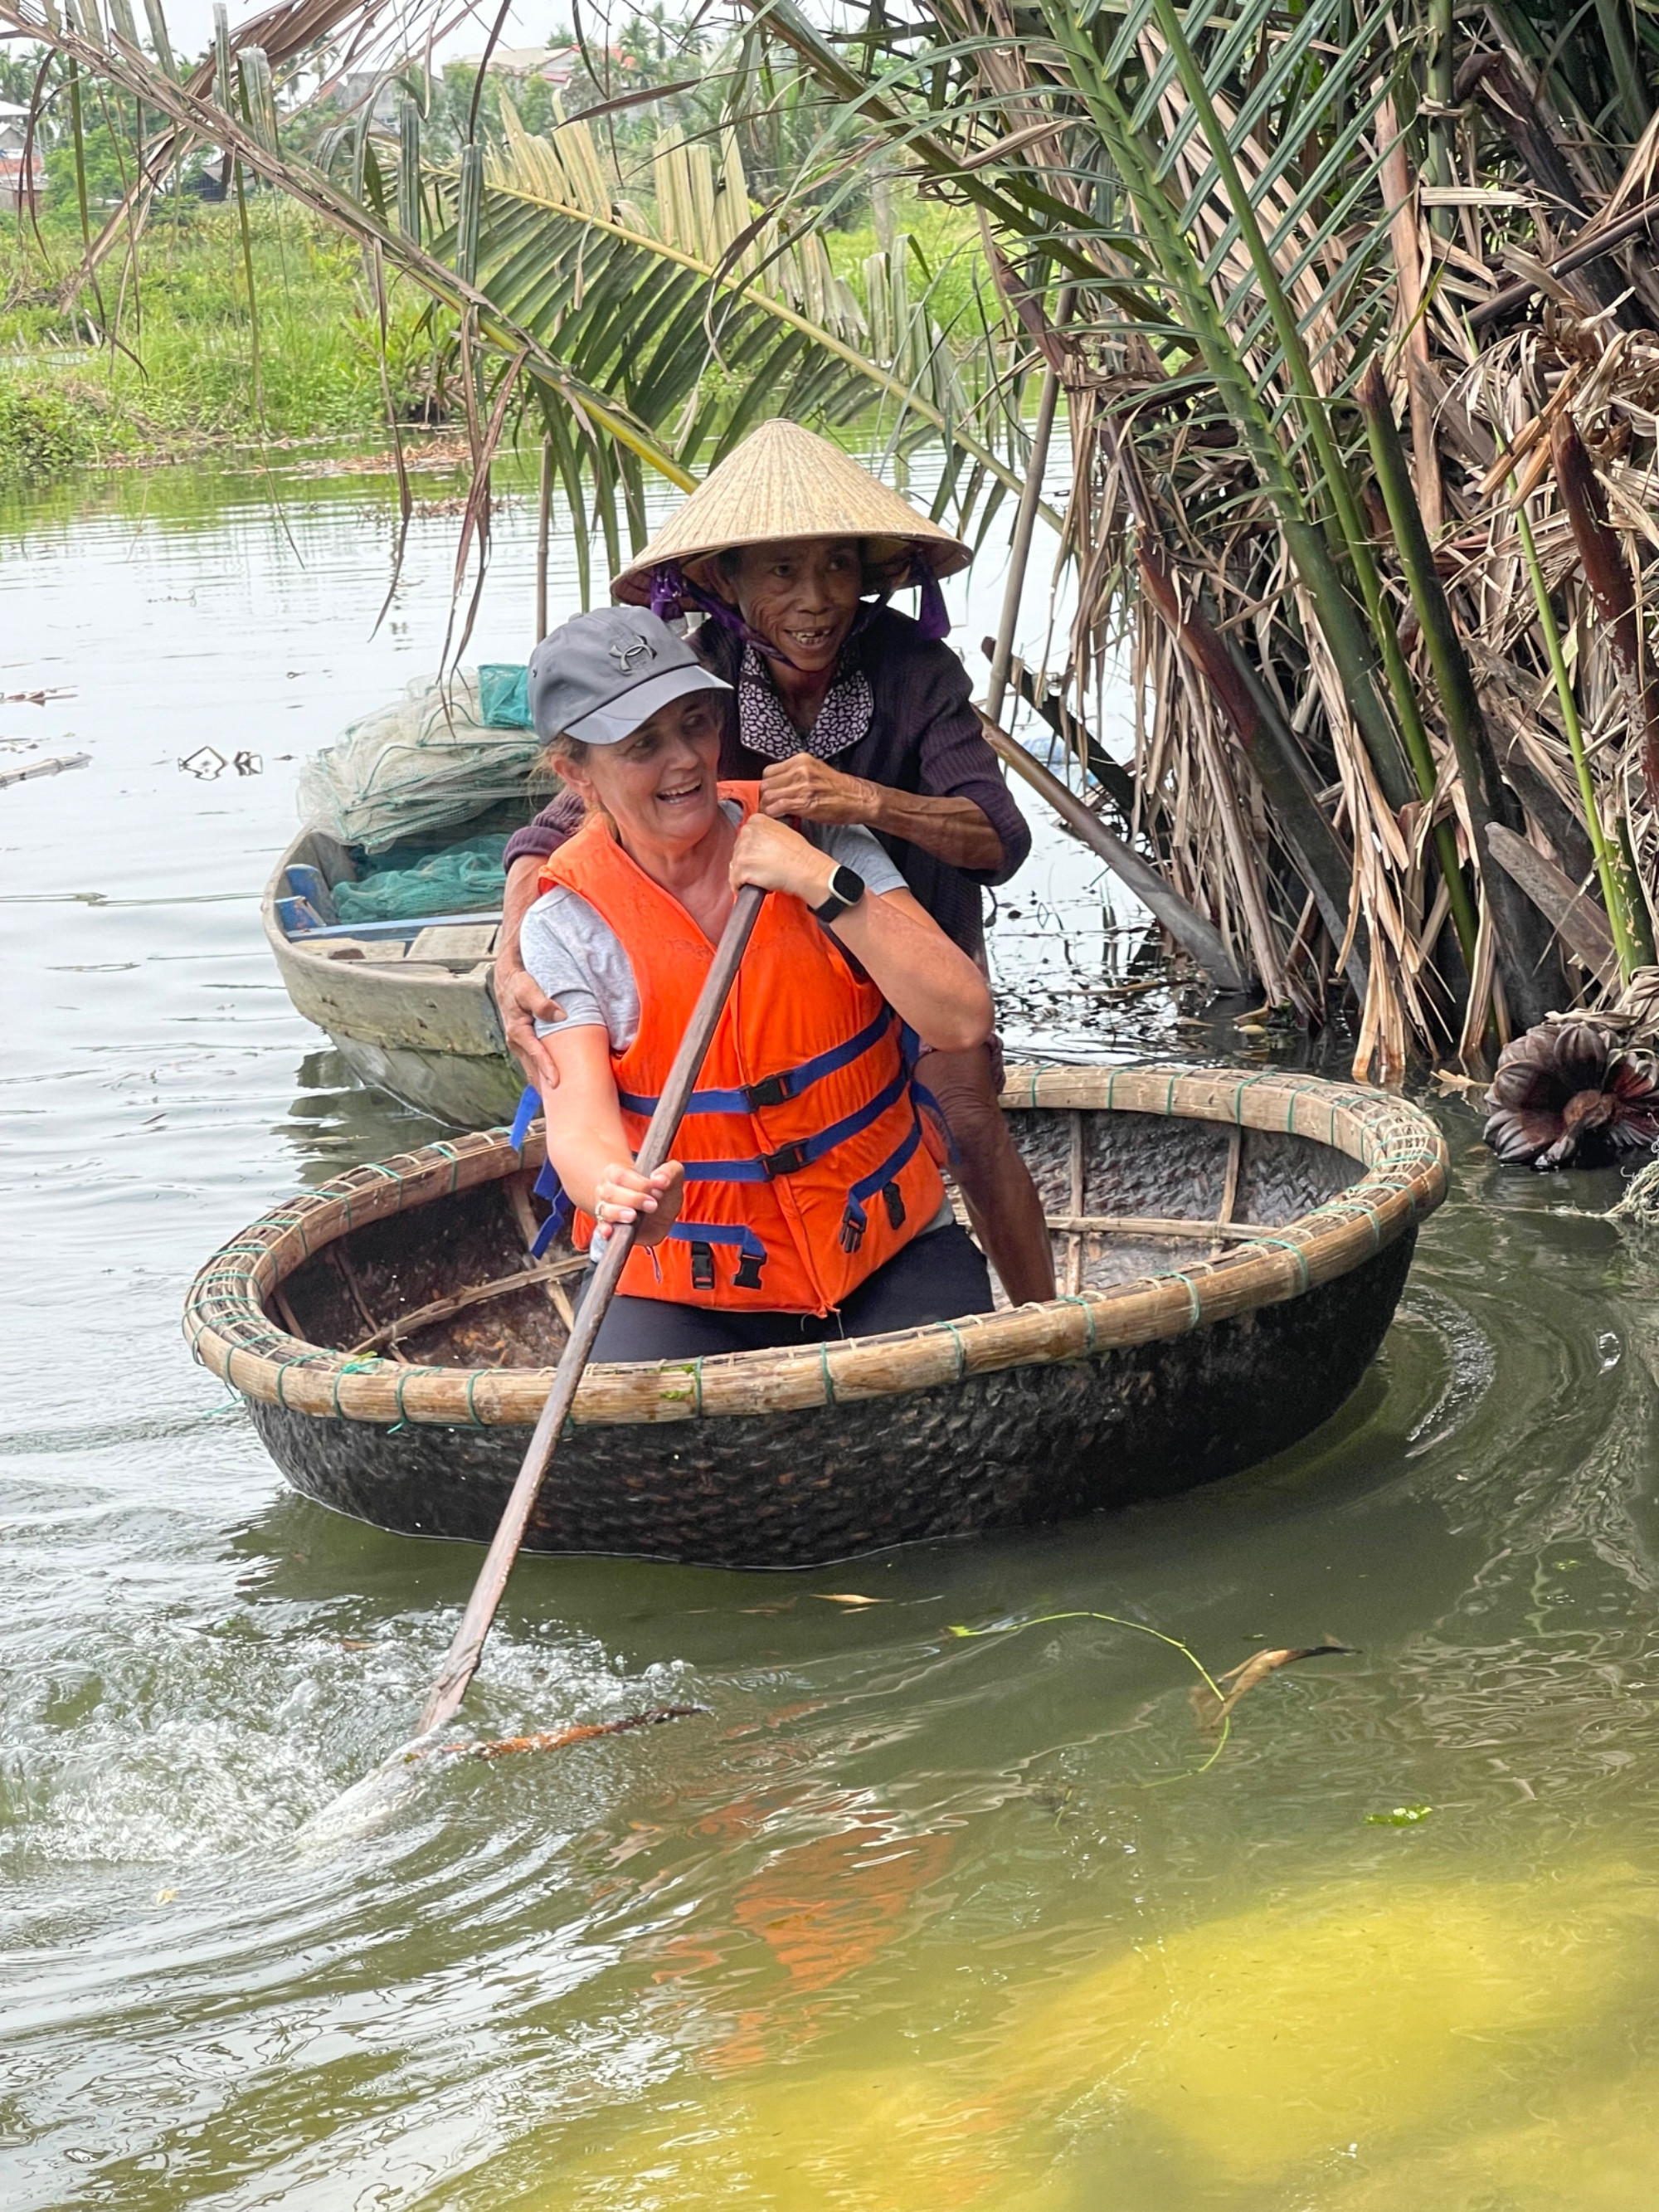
top-left (414, 884), bottom-right (767, 1739)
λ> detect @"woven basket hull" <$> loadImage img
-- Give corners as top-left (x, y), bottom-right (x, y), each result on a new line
top-left (185, 1065), bottom-right (1447, 1569)
top-left (246, 1232), bottom-right (1413, 1565)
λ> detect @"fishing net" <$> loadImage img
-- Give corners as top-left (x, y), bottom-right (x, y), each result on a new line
top-left (297, 665), bottom-right (538, 853)
top-left (331, 833), bottom-right (508, 924)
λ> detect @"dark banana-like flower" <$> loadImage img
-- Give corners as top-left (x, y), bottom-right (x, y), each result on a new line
top-left (1484, 1018), bottom-right (1659, 1169)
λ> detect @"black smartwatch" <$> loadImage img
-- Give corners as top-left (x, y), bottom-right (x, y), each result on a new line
top-left (813, 863), bottom-right (866, 925)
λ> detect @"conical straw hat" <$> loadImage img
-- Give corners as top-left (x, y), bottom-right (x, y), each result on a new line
top-left (611, 420), bottom-right (972, 604)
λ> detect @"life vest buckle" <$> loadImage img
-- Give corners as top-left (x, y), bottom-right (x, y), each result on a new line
top-left (744, 1071), bottom-right (793, 1111)
top-left (689, 1240), bottom-right (717, 1291)
top-left (761, 1138), bottom-right (810, 1179)
top-left (882, 1180), bottom-right (906, 1230)
top-left (732, 1251), bottom-right (765, 1290)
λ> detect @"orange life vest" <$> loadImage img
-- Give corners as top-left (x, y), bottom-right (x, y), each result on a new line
top-left (537, 783), bottom-right (945, 1314)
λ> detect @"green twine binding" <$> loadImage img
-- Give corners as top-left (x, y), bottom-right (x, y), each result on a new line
top-left (465, 1371), bottom-right (484, 1427)
top-left (941, 1320), bottom-right (967, 1380)
top-left (1178, 1274), bottom-right (1203, 1329)
top-left (1058, 1293), bottom-right (1098, 1355)
top-left (328, 1357), bottom-right (380, 1419)
top-left (1253, 1236), bottom-right (1311, 1292)
top-left (820, 1342), bottom-right (837, 1406)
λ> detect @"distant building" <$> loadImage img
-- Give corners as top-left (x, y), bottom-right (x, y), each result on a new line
top-left (445, 46), bottom-right (584, 85)
top-left (0, 100), bottom-right (46, 212)
top-left (328, 71), bottom-right (407, 130)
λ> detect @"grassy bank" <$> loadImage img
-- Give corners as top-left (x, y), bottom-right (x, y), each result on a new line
top-left (1, 180), bottom-right (991, 478)
top-left (0, 198), bottom-right (445, 471)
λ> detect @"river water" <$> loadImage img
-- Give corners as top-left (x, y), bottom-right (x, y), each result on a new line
top-left (3, 456), bottom-right (1659, 2210)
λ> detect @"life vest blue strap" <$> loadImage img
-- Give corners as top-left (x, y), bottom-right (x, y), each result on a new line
top-left (508, 1084), bottom-right (540, 1152)
top-left (895, 1023), bottom-right (956, 1167)
top-left (529, 1153), bottom-right (571, 1257)
top-left (616, 1006), bottom-right (893, 1119)
top-left (839, 1107), bottom-right (925, 1253)
top-left (678, 1065), bottom-right (910, 1184)
top-left (670, 1218), bottom-right (768, 1291)
top-left (669, 1220), bottom-right (767, 1258)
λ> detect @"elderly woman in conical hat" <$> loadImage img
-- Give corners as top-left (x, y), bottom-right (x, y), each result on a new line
top-left (496, 421), bottom-right (1054, 1307)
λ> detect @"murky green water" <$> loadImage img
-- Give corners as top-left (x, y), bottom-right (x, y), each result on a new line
top-left (4, 457), bottom-right (1659, 2210)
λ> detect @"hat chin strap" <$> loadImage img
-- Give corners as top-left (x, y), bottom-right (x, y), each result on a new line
top-left (912, 553), bottom-right (951, 642)
top-left (648, 554), bottom-right (950, 659)
top-left (649, 563), bottom-right (793, 663)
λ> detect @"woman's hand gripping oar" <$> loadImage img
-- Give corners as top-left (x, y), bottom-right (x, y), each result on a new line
top-left (411, 881), bottom-right (767, 1746)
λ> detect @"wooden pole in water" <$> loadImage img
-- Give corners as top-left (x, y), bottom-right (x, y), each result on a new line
top-left (985, 290), bottom-right (1073, 726)
top-left (412, 884), bottom-right (766, 1742)
top-left (978, 711), bottom-right (1251, 996)
top-left (535, 433), bottom-right (553, 644)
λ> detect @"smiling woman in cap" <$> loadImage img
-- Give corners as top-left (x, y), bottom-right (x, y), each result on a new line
top-left (498, 421), bottom-right (1054, 1307)
top-left (515, 602), bottom-right (998, 1361)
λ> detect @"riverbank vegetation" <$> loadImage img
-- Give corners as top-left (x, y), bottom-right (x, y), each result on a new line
top-left (0, 201), bottom-right (444, 461)
top-left (7, 0), bottom-right (1659, 1076)
top-left (0, 29), bottom-right (985, 470)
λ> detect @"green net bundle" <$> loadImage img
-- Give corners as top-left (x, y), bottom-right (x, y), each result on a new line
top-left (297, 666), bottom-right (536, 854)
top-left (331, 833), bottom-right (509, 924)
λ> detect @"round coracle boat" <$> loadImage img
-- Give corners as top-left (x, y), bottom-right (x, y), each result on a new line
top-left (184, 1066), bottom-right (1448, 1569)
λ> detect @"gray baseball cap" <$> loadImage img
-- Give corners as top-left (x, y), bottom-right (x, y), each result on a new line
top-left (528, 605), bottom-right (730, 747)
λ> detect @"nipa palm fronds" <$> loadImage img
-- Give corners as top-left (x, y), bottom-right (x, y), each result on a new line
top-left (749, 0), bottom-right (1659, 1078)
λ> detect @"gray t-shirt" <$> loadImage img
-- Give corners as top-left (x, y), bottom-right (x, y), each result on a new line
top-left (523, 807), bottom-right (905, 1051)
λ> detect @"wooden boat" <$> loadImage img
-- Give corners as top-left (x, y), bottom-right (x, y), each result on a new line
top-left (264, 825), bottom-right (522, 1128)
top-left (185, 1066), bottom-right (1447, 1569)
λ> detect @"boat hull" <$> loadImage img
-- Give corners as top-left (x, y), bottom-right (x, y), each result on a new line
top-left (187, 1066), bottom-right (1448, 1570)
top-left (247, 1230), bottom-right (1412, 1566)
top-left (324, 1031), bottom-right (523, 1129)
top-left (265, 826), bottom-right (518, 1128)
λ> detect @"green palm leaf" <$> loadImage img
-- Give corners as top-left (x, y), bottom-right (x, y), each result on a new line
top-left (465, 101), bottom-right (1053, 525)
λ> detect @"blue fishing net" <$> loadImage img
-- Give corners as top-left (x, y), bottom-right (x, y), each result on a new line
top-left (332, 833), bottom-right (508, 923)
top-left (479, 664), bottom-right (532, 728)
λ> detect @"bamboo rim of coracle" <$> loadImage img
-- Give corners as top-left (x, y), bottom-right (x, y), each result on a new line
top-left (182, 1065), bottom-right (1447, 1430)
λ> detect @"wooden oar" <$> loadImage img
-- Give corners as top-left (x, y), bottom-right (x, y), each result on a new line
top-left (411, 883), bottom-right (767, 1743)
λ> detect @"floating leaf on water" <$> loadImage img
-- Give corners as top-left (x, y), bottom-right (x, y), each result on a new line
top-left (1190, 1641), bottom-right (1354, 1734)
top-left (812, 1593), bottom-right (887, 1607)
top-left (1365, 1803), bottom-right (1435, 1826)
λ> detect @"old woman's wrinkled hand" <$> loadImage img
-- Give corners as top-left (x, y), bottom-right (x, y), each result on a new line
top-left (497, 963), bottom-right (567, 1094)
top-left (759, 752), bottom-right (878, 826)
